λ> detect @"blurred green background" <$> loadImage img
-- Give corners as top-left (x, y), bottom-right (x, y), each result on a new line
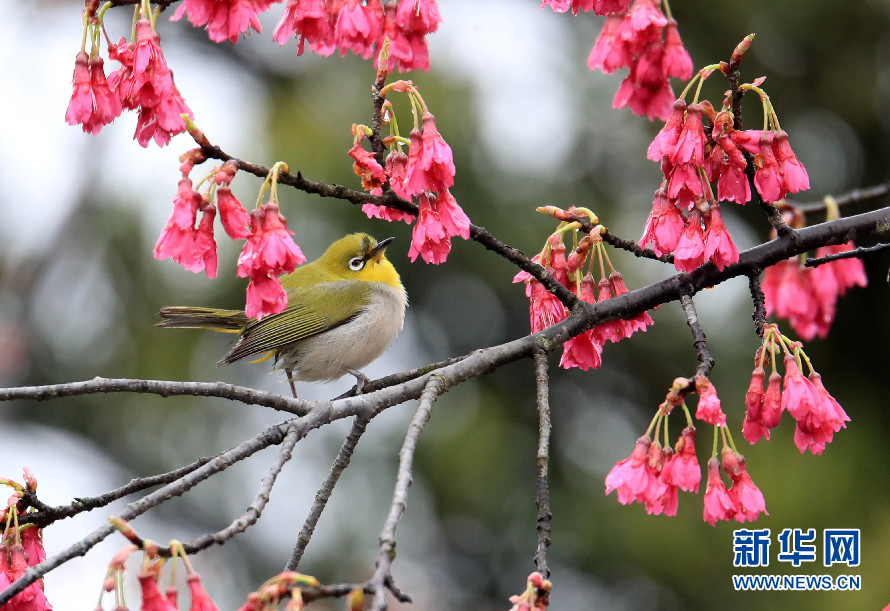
top-left (1, 0), bottom-right (889, 609)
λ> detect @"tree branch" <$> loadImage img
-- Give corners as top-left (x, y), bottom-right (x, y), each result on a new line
top-left (533, 350), bottom-right (552, 579)
top-left (286, 415), bottom-right (372, 570)
top-left (678, 289), bottom-right (714, 378)
top-left (0, 377), bottom-right (310, 416)
top-left (177, 424), bottom-right (301, 555)
top-left (371, 376), bottom-right (446, 610)
top-left (22, 455), bottom-right (216, 528)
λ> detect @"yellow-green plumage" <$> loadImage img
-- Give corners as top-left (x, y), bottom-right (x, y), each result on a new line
top-left (157, 233), bottom-right (407, 390)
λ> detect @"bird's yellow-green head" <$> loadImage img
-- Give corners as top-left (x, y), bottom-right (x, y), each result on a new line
top-left (282, 233), bottom-right (402, 291)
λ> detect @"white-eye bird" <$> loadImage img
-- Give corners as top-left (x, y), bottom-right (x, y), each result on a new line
top-left (157, 233), bottom-right (407, 396)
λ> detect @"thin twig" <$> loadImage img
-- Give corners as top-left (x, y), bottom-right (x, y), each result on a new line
top-left (678, 288), bottom-right (714, 378)
top-left (371, 376), bottom-right (446, 610)
top-left (747, 270), bottom-right (767, 338)
top-left (532, 350), bottom-right (552, 579)
top-left (286, 416), bottom-right (372, 570)
top-left (804, 242), bottom-right (890, 267)
top-left (22, 455), bottom-right (216, 527)
top-left (178, 424), bottom-right (302, 554)
top-left (0, 421), bottom-right (295, 604)
top-left (793, 182), bottom-right (890, 214)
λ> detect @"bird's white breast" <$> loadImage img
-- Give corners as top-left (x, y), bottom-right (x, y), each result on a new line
top-left (285, 282), bottom-right (407, 382)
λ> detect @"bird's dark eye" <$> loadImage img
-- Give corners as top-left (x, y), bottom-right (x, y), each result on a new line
top-left (349, 257), bottom-right (365, 271)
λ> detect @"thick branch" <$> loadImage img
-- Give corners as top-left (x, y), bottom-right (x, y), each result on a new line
top-left (0, 377), bottom-right (309, 416)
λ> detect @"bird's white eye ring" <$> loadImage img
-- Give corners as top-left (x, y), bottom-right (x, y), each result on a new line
top-left (349, 257), bottom-right (365, 271)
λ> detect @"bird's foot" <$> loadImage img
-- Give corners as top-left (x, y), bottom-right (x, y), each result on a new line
top-left (284, 368), bottom-right (299, 399)
top-left (347, 369), bottom-right (371, 395)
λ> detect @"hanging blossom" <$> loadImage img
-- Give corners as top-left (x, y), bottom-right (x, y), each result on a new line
top-left (762, 246), bottom-right (866, 341)
top-left (273, 0), bottom-right (442, 72)
top-left (742, 324), bottom-right (850, 455)
top-left (584, 0), bottom-right (693, 121)
top-left (1, 470), bottom-right (53, 610)
top-left (605, 382), bottom-right (702, 518)
top-left (603, 375), bottom-right (768, 525)
top-left (514, 214), bottom-right (654, 372)
top-left (104, 16), bottom-right (194, 147)
top-left (98, 530), bottom-right (221, 610)
top-left (171, 0), bottom-right (280, 44)
top-left (351, 88), bottom-right (470, 264)
top-left (642, 66), bottom-right (811, 273)
top-left (760, 201), bottom-right (867, 340)
top-left (237, 202), bottom-right (307, 319)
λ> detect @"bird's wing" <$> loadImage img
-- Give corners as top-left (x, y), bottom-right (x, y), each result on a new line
top-left (219, 280), bottom-right (370, 364)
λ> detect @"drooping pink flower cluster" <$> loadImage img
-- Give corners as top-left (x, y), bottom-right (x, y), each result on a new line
top-left (153, 159), bottom-right (306, 320)
top-left (237, 202), bottom-right (307, 319)
top-left (541, 0), bottom-right (632, 15)
top-left (605, 376), bottom-right (768, 524)
top-left (605, 425), bottom-right (701, 517)
top-left (1, 470), bottom-right (53, 611)
top-left (585, 1), bottom-right (693, 121)
top-left (64, 51), bottom-right (122, 135)
top-left (742, 325), bottom-right (850, 455)
top-left (514, 225), bottom-right (653, 371)
top-left (274, 0), bottom-right (442, 72)
top-left (762, 242), bottom-right (867, 340)
top-left (702, 449), bottom-right (768, 526)
top-left (99, 538), bottom-right (220, 610)
top-left (66, 14), bottom-right (193, 147)
top-left (154, 177), bottom-right (219, 278)
top-left (236, 571), bottom-right (322, 610)
top-left (172, 0), bottom-right (280, 44)
top-left (357, 110), bottom-right (470, 265)
top-left (643, 102), bottom-right (810, 273)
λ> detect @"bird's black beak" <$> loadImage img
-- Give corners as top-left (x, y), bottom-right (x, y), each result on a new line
top-left (369, 236), bottom-right (395, 260)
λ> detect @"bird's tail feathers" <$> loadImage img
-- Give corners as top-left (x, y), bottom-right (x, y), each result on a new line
top-left (156, 306), bottom-right (247, 333)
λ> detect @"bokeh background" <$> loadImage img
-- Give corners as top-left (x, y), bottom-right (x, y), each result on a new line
top-left (1, 0), bottom-right (890, 609)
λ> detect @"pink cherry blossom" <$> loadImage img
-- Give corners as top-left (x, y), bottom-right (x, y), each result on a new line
top-left (395, 0), bottom-right (442, 35)
top-left (781, 354), bottom-right (818, 422)
top-left (702, 458), bottom-right (737, 526)
top-left (753, 132), bottom-right (783, 203)
top-left (703, 204), bottom-right (739, 271)
top-left (407, 190), bottom-right (469, 264)
top-left (646, 99), bottom-right (686, 161)
top-left (605, 436), bottom-right (655, 506)
top-left (772, 130), bottom-right (809, 195)
top-left (404, 113), bottom-right (456, 196)
top-left (187, 573), bottom-right (221, 611)
top-left (237, 203), bottom-right (306, 280)
top-left (726, 465), bottom-right (767, 523)
top-left (348, 143), bottom-right (387, 191)
top-left (65, 53), bottom-right (123, 135)
top-left (673, 208), bottom-right (705, 272)
top-left (334, 0), bottom-right (384, 59)
top-left (216, 187), bottom-right (251, 240)
top-left (245, 272), bottom-right (289, 320)
top-left (640, 189), bottom-right (685, 256)
top-left (273, 0), bottom-right (336, 55)
top-left (663, 426), bottom-right (701, 493)
top-left (172, 0), bottom-right (278, 44)
top-left (694, 376), bottom-right (726, 426)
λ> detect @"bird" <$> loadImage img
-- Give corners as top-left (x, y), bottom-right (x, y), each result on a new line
top-left (157, 233), bottom-right (407, 397)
